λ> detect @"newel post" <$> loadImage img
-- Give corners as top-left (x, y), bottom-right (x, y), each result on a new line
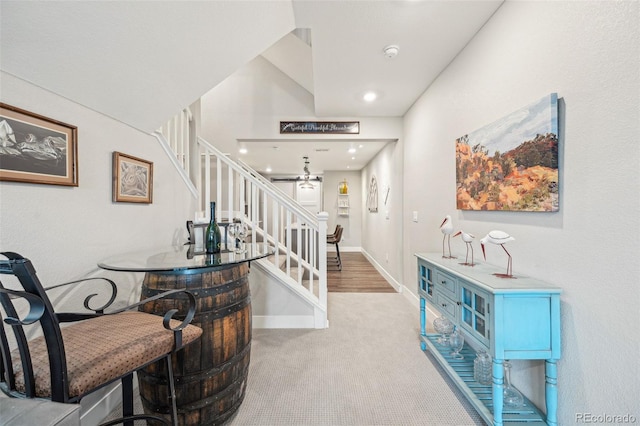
top-left (316, 212), bottom-right (329, 328)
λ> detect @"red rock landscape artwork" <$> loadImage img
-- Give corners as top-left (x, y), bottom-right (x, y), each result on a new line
top-left (456, 93), bottom-right (559, 212)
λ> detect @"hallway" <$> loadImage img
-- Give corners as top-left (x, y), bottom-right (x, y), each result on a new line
top-left (328, 252), bottom-right (395, 293)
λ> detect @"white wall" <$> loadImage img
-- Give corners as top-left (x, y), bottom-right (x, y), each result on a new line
top-left (402, 1), bottom-right (639, 421)
top-left (0, 72), bottom-right (196, 303)
top-left (199, 56), bottom-right (403, 154)
top-left (323, 170), bottom-right (362, 250)
top-left (361, 141), bottom-right (403, 289)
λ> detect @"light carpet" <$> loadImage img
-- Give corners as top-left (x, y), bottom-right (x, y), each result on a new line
top-left (106, 293), bottom-right (485, 425)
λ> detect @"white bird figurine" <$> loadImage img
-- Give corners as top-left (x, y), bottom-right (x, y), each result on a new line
top-left (440, 215), bottom-right (456, 259)
top-left (480, 230), bottom-right (515, 278)
top-left (454, 230), bottom-right (475, 266)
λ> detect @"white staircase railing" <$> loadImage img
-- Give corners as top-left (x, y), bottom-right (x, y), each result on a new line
top-left (158, 108), bottom-right (192, 173)
top-left (197, 137), bottom-right (328, 327)
top-left (155, 110), bottom-right (328, 328)
top-left (153, 108), bottom-right (198, 198)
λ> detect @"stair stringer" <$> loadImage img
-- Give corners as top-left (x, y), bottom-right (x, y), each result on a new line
top-left (249, 258), bottom-right (328, 329)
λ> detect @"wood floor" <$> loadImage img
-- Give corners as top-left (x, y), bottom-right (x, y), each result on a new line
top-left (328, 252), bottom-right (396, 293)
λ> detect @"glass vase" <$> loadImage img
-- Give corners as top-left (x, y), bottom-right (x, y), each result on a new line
top-left (503, 361), bottom-right (524, 408)
top-left (473, 350), bottom-right (492, 385)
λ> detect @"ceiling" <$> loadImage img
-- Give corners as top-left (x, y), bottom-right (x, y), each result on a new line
top-left (237, 139), bottom-right (394, 176)
top-left (290, 0), bottom-right (503, 117)
top-left (0, 0), bottom-right (503, 174)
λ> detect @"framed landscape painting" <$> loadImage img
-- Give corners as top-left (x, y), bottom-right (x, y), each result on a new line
top-left (456, 93), bottom-right (559, 212)
top-left (0, 103), bottom-right (78, 186)
top-left (112, 151), bottom-right (153, 203)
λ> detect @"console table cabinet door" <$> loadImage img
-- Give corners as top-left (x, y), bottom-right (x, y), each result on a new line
top-left (493, 294), bottom-right (561, 360)
top-left (418, 263), bottom-right (434, 300)
top-left (459, 284), bottom-right (491, 349)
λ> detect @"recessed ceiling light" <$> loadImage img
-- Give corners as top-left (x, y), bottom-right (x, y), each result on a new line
top-left (351, 156), bottom-right (356, 160)
top-left (239, 148), bottom-right (248, 154)
top-left (348, 148), bottom-right (356, 154)
top-left (363, 92), bottom-right (377, 102)
top-left (358, 144), bottom-right (364, 148)
top-left (265, 167), bottom-right (272, 173)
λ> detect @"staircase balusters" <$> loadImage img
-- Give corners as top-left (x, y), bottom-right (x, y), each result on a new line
top-left (156, 110), bottom-right (328, 327)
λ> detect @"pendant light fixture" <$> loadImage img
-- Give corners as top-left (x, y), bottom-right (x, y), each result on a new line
top-left (299, 156), bottom-right (315, 189)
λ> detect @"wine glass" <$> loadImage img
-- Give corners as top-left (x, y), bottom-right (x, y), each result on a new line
top-left (227, 223), bottom-right (238, 252)
top-left (449, 327), bottom-right (465, 360)
top-left (235, 221), bottom-right (248, 254)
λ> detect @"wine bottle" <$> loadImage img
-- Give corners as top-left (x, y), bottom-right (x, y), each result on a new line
top-left (205, 202), bottom-right (222, 254)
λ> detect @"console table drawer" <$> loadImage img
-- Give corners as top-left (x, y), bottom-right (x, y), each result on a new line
top-left (435, 270), bottom-right (457, 298)
top-left (434, 291), bottom-right (457, 320)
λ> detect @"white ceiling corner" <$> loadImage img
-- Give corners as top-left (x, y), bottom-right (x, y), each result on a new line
top-left (0, 1), bottom-right (296, 132)
top-left (261, 32), bottom-right (314, 95)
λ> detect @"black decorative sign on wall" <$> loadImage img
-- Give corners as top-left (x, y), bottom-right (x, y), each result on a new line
top-left (280, 121), bottom-right (360, 134)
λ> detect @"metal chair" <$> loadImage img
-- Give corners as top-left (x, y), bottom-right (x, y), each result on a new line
top-left (327, 225), bottom-right (344, 271)
top-left (0, 252), bottom-right (203, 426)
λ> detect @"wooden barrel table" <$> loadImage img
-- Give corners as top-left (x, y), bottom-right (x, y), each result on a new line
top-left (138, 262), bottom-right (252, 425)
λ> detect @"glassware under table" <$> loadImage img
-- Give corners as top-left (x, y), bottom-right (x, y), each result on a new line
top-left (474, 350), bottom-right (492, 385)
top-left (449, 327), bottom-right (465, 360)
top-left (503, 361), bottom-right (524, 408)
top-left (433, 315), bottom-right (454, 345)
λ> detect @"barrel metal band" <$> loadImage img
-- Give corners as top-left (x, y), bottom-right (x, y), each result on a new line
top-left (177, 364), bottom-right (249, 412)
top-left (139, 342), bottom-right (251, 386)
top-left (144, 262), bottom-right (244, 276)
top-left (194, 296), bottom-right (251, 323)
top-left (142, 276), bottom-right (248, 298)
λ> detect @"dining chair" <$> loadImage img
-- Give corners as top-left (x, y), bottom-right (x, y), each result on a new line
top-left (0, 251), bottom-right (203, 426)
top-left (326, 225), bottom-right (344, 271)
top-left (327, 224), bottom-right (341, 240)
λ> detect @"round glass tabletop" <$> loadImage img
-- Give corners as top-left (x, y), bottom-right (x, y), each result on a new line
top-left (98, 243), bottom-right (274, 273)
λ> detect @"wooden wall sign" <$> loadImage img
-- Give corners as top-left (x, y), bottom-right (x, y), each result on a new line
top-left (280, 121), bottom-right (360, 134)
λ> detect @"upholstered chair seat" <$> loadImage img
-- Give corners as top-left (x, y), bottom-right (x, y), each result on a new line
top-left (11, 311), bottom-right (202, 399)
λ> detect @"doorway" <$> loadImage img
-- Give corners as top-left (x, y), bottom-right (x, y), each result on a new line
top-left (295, 181), bottom-right (323, 215)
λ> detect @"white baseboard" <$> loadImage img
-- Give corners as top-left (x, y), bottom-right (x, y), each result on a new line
top-left (403, 287), bottom-right (421, 309)
top-left (252, 315), bottom-right (316, 329)
top-left (360, 249), bottom-right (403, 293)
top-left (326, 246), bottom-right (360, 252)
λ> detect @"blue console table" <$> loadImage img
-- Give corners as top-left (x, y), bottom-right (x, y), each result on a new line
top-left (415, 253), bottom-right (561, 426)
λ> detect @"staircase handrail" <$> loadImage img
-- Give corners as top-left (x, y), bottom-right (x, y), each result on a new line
top-left (237, 159), bottom-right (301, 208)
top-left (197, 136), bottom-right (318, 227)
top-left (153, 131), bottom-right (198, 198)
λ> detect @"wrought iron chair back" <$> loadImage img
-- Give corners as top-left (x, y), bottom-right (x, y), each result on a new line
top-left (0, 251), bottom-right (202, 425)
